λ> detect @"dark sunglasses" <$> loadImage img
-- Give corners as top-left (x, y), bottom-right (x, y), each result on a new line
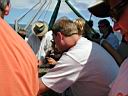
top-left (98, 24), bottom-right (106, 28)
top-left (109, 0), bottom-right (128, 22)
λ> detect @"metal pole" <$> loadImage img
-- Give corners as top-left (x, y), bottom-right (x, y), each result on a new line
top-left (24, 0), bottom-right (47, 30)
top-left (65, 0), bottom-right (85, 19)
top-left (48, 0), bottom-right (61, 30)
top-left (15, 0), bottom-right (41, 32)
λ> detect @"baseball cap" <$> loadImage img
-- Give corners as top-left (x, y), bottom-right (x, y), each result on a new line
top-left (32, 21), bottom-right (48, 37)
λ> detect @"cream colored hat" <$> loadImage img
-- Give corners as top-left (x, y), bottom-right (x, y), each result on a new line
top-left (32, 21), bottom-right (48, 36)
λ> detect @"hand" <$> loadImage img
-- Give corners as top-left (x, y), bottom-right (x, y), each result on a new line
top-left (46, 57), bottom-right (57, 65)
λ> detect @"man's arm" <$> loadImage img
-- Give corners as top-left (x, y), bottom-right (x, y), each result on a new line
top-left (37, 79), bottom-right (49, 96)
top-left (101, 40), bottom-right (124, 66)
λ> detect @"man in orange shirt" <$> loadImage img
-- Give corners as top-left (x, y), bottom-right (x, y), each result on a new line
top-left (0, 0), bottom-right (39, 95)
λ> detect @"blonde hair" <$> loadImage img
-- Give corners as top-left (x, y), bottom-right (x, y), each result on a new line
top-left (73, 17), bottom-right (85, 35)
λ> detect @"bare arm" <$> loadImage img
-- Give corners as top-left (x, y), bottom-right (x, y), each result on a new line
top-left (101, 40), bottom-right (124, 66)
top-left (37, 79), bottom-right (49, 96)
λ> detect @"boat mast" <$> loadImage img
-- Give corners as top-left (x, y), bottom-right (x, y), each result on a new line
top-left (48, 0), bottom-right (61, 30)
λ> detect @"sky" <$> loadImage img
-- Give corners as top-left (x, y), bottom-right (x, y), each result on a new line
top-left (5, 0), bottom-right (113, 30)
top-left (4, 0), bottom-right (122, 40)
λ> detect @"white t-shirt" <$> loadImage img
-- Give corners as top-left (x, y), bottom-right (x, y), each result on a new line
top-left (27, 31), bottom-right (53, 59)
top-left (41, 37), bottom-right (119, 96)
top-left (27, 33), bottom-right (40, 54)
top-left (108, 58), bottom-right (128, 96)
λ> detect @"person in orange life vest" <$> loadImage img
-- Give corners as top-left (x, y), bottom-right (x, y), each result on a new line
top-left (0, 0), bottom-right (39, 95)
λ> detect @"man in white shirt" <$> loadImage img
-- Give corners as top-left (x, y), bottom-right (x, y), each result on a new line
top-left (38, 18), bottom-right (119, 96)
top-left (27, 21), bottom-right (53, 63)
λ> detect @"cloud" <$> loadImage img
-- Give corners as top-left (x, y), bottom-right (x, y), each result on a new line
top-left (11, 0), bottom-right (40, 9)
top-left (74, 0), bottom-right (96, 5)
top-left (72, 0), bottom-right (97, 8)
top-left (9, 0), bottom-right (98, 17)
top-left (9, 0), bottom-right (95, 22)
top-left (10, 0), bottom-right (96, 11)
top-left (11, 0), bottom-right (58, 15)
